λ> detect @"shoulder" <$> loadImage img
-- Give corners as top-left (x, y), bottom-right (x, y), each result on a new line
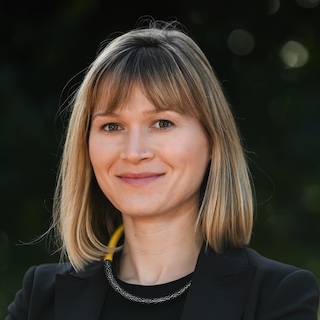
top-left (240, 247), bottom-right (319, 291)
top-left (243, 246), bottom-right (299, 273)
top-left (204, 246), bottom-right (319, 317)
top-left (6, 262), bottom-right (103, 320)
top-left (6, 263), bottom-right (69, 319)
top-left (242, 247), bottom-right (319, 318)
top-left (242, 246), bottom-right (318, 284)
top-left (27, 262), bottom-right (72, 283)
top-left (200, 245), bottom-right (318, 284)
top-left (12, 263), bottom-right (72, 303)
top-left (24, 261), bottom-right (103, 285)
top-left (28, 262), bottom-right (72, 277)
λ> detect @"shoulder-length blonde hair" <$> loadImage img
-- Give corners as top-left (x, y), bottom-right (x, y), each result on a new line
top-left (53, 21), bottom-right (254, 271)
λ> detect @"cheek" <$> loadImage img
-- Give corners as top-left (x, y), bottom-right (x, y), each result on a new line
top-left (171, 134), bottom-right (210, 173)
top-left (187, 133), bottom-right (210, 165)
top-left (89, 136), bottom-right (120, 188)
top-left (88, 135), bottom-right (111, 174)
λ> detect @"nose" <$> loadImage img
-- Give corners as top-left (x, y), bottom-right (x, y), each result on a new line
top-left (120, 128), bottom-right (153, 163)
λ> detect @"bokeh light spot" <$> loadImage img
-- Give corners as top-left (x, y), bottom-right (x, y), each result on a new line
top-left (280, 40), bottom-right (309, 68)
top-left (266, 0), bottom-right (281, 14)
top-left (295, 0), bottom-right (319, 8)
top-left (227, 29), bottom-right (255, 56)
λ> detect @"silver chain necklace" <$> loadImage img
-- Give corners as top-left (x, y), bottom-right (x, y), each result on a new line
top-left (103, 225), bottom-right (192, 304)
top-left (104, 260), bottom-right (192, 304)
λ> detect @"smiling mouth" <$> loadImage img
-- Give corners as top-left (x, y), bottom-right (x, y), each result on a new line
top-left (117, 173), bottom-right (164, 186)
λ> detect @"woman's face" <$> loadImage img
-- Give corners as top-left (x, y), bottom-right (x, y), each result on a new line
top-left (89, 86), bottom-right (210, 221)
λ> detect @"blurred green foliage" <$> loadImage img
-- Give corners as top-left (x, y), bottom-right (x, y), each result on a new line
top-left (1, 0), bottom-right (319, 317)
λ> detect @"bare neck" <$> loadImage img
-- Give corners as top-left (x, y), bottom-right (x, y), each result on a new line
top-left (118, 212), bottom-right (202, 285)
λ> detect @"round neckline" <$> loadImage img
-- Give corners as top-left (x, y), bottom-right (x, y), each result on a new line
top-left (116, 272), bottom-right (194, 288)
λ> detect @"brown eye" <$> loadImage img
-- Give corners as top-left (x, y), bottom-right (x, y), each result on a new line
top-left (156, 120), bottom-right (173, 129)
top-left (104, 123), bottom-right (120, 132)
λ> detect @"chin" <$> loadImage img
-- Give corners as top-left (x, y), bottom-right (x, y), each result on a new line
top-left (119, 206), bottom-right (164, 220)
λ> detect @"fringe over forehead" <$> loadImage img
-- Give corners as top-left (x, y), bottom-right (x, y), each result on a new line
top-left (85, 28), bottom-right (215, 124)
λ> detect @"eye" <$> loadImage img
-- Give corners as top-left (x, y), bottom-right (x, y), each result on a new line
top-left (154, 119), bottom-right (173, 129)
top-left (103, 123), bottom-right (121, 132)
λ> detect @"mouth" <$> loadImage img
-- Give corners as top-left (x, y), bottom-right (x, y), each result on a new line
top-left (116, 172), bottom-right (165, 186)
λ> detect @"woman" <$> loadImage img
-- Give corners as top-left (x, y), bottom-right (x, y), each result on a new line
top-left (7, 21), bottom-right (319, 319)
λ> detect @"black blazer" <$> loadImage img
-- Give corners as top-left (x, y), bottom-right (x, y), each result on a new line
top-left (6, 246), bottom-right (319, 319)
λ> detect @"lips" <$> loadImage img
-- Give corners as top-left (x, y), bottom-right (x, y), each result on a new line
top-left (117, 172), bottom-right (164, 186)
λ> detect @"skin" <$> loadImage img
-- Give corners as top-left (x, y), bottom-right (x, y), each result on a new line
top-left (89, 86), bottom-right (211, 285)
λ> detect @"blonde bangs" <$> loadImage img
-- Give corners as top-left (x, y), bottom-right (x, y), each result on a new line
top-left (89, 44), bottom-right (204, 120)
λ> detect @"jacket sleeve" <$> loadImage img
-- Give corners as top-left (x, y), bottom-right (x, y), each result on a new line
top-left (258, 269), bottom-right (319, 320)
top-left (6, 266), bottom-right (37, 320)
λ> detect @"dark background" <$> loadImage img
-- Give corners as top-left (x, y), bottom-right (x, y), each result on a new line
top-left (1, 0), bottom-right (319, 317)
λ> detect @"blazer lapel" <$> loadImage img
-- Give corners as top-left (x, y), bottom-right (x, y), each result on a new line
top-left (54, 262), bottom-right (108, 320)
top-left (181, 247), bottom-right (256, 320)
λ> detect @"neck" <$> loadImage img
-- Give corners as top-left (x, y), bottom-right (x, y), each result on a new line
top-left (118, 211), bottom-right (202, 285)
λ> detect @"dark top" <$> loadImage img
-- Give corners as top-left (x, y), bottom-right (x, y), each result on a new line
top-left (6, 246), bottom-right (320, 319)
top-left (99, 273), bottom-right (192, 319)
